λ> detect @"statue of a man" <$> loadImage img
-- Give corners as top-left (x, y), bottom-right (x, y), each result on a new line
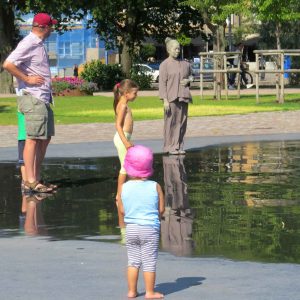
top-left (159, 38), bottom-right (193, 155)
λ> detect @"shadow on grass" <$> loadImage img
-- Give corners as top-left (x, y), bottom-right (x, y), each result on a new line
top-left (0, 105), bottom-right (10, 113)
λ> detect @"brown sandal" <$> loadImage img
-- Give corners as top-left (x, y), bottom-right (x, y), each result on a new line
top-left (24, 181), bottom-right (53, 193)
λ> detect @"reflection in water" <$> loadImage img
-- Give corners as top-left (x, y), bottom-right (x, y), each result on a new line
top-left (161, 155), bottom-right (194, 256)
top-left (22, 192), bottom-right (52, 236)
top-left (187, 140), bottom-right (300, 263)
top-left (1, 140), bottom-right (300, 263)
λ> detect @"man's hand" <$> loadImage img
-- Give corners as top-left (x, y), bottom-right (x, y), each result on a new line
top-left (163, 99), bottom-right (170, 113)
top-left (26, 75), bottom-right (45, 85)
top-left (3, 60), bottom-right (45, 86)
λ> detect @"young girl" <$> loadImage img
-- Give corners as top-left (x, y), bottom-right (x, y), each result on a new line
top-left (119, 145), bottom-right (165, 299)
top-left (113, 79), bottom-right (139, 242)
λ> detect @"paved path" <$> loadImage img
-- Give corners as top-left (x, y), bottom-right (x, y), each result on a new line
top-left (1, 111), bottom-right (300, 148)
top-left (1, 88), bottom-right (300, 149)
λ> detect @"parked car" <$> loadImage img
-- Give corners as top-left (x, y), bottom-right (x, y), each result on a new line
top-left (132, 63), bottom-right (160, 82)
top-left (192, 58), bottom-right (214, 82)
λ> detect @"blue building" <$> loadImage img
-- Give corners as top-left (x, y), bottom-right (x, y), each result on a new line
top-left (19, 14), bottom-right (118, 76)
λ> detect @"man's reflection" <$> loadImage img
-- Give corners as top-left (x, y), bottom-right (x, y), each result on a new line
top-left (161, 155), bottom-right (194, 256)
top-left (20, 192), bottom-right (52, 236)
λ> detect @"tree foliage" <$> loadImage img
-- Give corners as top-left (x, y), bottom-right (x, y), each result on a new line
top-left (0, 0), bottom-right (203, 91)
top-left (251, 0), bottom-right (300, 49)
top-left (84, 0), bottom-right (203, 75)
top-left (180, 0), bottom-right (249, 50)
top-left (138, 43), bottom-right (156, 62)
top-left (181, 0), bottom-right (248, 26)
top-left (80, 60), bottom-right (125, 90)
top-left (0, 0), bottom-right (84, 93)
top-left (251, 0), bottom-right (300, 22)
top-left (85, 0), bottom-right (202, 47)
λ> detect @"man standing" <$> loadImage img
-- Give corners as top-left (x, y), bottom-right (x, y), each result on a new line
top-left (3, 13), bottom-right (57, 193)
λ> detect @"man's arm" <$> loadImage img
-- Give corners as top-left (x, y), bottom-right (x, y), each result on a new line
top-left (3, 60), bottom-right (45, 85)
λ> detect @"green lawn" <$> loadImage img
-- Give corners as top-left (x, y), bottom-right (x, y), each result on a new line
top-left (1, 93), bottom-right (300, 125)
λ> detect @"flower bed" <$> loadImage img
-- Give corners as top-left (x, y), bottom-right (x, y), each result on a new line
top-left (52, 77), bottom-right (98, 96)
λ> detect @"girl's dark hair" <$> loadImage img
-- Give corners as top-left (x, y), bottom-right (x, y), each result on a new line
top-left (113, 79), bottom-right (139, 114)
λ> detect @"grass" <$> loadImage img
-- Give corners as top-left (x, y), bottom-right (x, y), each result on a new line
top-left (0, 93), bottom-right (300, 125)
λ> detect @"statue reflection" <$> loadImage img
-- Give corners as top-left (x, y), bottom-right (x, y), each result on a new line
top-left (161, 155), bottom-right (194, 256)
top-left (20, 192), bottom-right (52, 236)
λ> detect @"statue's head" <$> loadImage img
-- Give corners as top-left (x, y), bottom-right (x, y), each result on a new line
top-left (165, 38), bottom-right (180, 58)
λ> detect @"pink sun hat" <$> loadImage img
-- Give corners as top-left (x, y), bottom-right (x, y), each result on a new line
top-left (124, 145), bottom-right (154, 178)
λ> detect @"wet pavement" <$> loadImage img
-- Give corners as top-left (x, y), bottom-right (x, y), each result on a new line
top-left (1, 90), bottom-right (300, 299)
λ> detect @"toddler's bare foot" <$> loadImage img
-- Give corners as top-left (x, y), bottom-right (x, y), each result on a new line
top-left (127, 291), bottom-right (137, 298)
top-left (145, 291), bottom-right (164, 299)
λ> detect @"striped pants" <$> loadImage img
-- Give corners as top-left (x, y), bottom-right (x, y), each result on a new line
top-left (126, 223), bottom-right (160, 272)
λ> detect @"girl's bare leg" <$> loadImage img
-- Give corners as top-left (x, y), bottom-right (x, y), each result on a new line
top-left (116, 173), bottom-right (126, 228)
top-left (127, 266), bottom-right (139, 298)
top-left (144, 272), bottom-right (164, 299)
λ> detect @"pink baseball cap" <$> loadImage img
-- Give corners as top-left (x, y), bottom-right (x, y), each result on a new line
top-left (33, 13), bottom-right (58, 27)
top-left (124, 145), bottom-right (154, 178)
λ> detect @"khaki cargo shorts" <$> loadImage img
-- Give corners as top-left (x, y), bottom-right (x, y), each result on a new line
top-left (17, 94), bottom-right (55, 139)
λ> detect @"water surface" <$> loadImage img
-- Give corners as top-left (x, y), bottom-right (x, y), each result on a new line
top-left (1, 140), bottom-right (300, 263)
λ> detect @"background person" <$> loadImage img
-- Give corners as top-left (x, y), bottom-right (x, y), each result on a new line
top-left (159, 38), bottom-right (193, 155)
top-left (228, 43), bottom-right (253, 89)
top-left (3, 13), bottom-right (57, 193)
top-left (259, 55), bottom-right (266, 80)
top-left (73, 64), bottom-right (79, 77)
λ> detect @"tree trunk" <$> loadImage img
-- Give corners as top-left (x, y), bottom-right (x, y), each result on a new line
top-left (212, 25), bottom-right (225, 52)
top-left (0, 4), bottom-right (16, 94)
top-left (120, 42), bottom-right (132, 78)
top-left (275, 23), bottom-right (281, 50)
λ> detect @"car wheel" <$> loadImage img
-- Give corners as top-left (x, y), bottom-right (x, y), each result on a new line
top-left (156, 76), bottom-right (159, 83)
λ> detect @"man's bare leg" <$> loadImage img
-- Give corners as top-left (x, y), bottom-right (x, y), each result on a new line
top-left (35, 138), bottom-right (50, 181)
top-left (23, 139), bottom-right (38, 183)
top-left (23, 139), bottom-right (52, 192)
top-left (20, 165), bottom-right (27, 182)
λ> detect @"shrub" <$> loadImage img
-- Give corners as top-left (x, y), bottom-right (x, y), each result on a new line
top-left (80, 60), bottom-right (125, 91)
top-left (79, 82), bottom-right (98, 95)
top-left (52, 77), bottom-right (98, 95)
top-left (52, 80), bottom-right (72, 94)
top-left (138, 44), bottom-right (156, 62)
top-left (129, 68), bottom-right (152, 89)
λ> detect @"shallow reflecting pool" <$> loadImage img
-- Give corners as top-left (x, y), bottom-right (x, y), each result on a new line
top-left (1, 140), bottom-right (300, 263)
